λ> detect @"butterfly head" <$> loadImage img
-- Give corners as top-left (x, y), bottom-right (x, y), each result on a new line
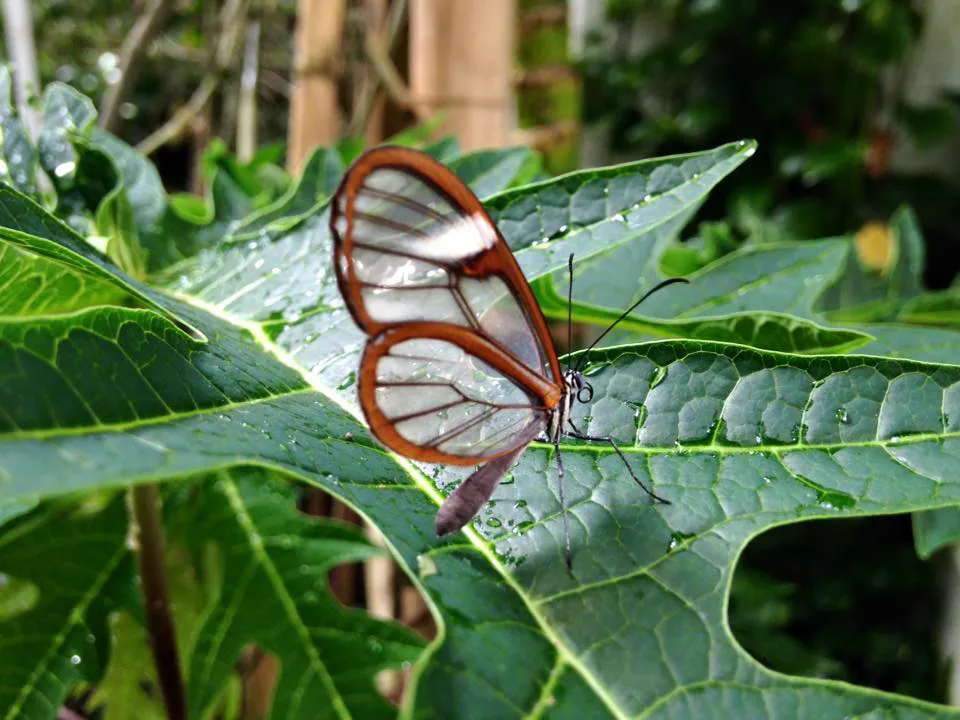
top-left (564, 368), bottom-right (594, 405)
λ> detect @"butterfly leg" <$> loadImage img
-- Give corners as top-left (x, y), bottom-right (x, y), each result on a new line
top-left (567, 420), bottom-right (671, 505)
top-left (555, 441), bottom-right (573, 572)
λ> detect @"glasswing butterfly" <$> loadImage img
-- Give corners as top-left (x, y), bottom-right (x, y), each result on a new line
top-left (331, 145), bottom-right (687, 568)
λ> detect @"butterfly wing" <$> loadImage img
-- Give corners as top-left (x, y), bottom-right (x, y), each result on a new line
top-left (359, 323), bottom-right (555, 465)
top-left (331, 146), bottom-right (564, 465)
top-left (331, 145), bottom-right (562, 383)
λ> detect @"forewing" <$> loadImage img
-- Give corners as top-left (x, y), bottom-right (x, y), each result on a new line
top-left (332, 146), bottom-right (560, 382)
top-left (359, 329), bottom-right (549, 466)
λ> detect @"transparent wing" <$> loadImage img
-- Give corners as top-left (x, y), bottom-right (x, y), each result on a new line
top-left (360, 333), bottom-right (549, 465)
top-left (332, 146), bottom-right (559, 382)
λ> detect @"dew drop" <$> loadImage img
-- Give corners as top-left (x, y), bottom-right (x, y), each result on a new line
top-left (337, 371), bottom-right (357, 390)
top-left (54, 161), bottom-right (75, 177)
top-left (514, 499), bottom-right (527, 510)
top-left (487, 517), bottom-right (502, 528)
top-left (70, 655), bottom-right (81, 665)
top-left (835, 407), bottom-right (850, 424)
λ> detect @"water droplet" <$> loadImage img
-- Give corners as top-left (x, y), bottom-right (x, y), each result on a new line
top-left (762, 475), bottom-right (774, 485)
top-left (344, 432), bottom-right (354, 440)
top-left (836, 407), bottom-right (850, 424)
top-left (611, 213), bottom-right (625, 223)
top-left (54, 161), bottom-right (75, 178)
top-left (487, 517), bottom-right (502, 528)
top-left (337, 371), bottom-right (357, 390)
top-left (501, 472), bottom-right (515, 485)
top-left (514, 499), bottom-right (527, 510)
top-left (667, 531), bottom-right (694, 552)
top-left (70, 655), bottom-right (81, 665)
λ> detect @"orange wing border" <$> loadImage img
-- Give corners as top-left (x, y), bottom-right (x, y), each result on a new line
top-left (358, 322), bottom-right (560, 466)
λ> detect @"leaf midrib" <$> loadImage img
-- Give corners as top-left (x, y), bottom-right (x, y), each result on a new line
top-left (0, 386), bottom-right (316, 442)
top-left (220, 476), bottom-right (353, 720)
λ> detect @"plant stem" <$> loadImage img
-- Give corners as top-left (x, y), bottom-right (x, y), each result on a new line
top-left (98, 0), bottom-right (176, 132)
top-left (131, 484), bottom-right (186, 720)
top-left (137, 0), bottom-right (247, 156)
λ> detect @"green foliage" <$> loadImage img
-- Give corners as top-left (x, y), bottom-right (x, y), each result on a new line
top-left (581, 0), bottom-right (959, 254)
top-left (2, 80), bottom-right (960, 719)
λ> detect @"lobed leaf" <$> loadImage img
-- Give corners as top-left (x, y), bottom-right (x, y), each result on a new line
top-left (0, 498), bottom-right (132, 719)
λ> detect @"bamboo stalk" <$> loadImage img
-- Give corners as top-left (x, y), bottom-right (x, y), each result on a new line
top-left (408, 0), bottom-right (516, 150)
top-left (287, 0), bottom-right (346, 174)
top-left (236, 19), bottom-right (261, 163)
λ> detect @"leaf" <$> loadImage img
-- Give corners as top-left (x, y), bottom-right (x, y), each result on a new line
top-left (0, 242), bottom-right (125, 316)
top-left (88, 555), bottom-right (214, 720)
top-left (853, 324), bottom-right (960, 364)
top-left (36, 82), bottom-right (97, 192)
top-left (0, 497), bottom-right (132, 719)
top-left (89, 127), bottom-right (168, 251)
top-left (225, 146), bottom-right (341, 243)
top-left (171, 470), bottom-right (423, 718)
top-left (0, 67), bottom-right (37, 196)
top-left (3, 141), bottom-right (960, 717)
top-left (0, 185), bottom-right (202, 337)
top-left (447, 146), bottom-right (543, 198)
top-left (818, 206), bottom-right (926, 322)
top-left (899, 288), bottom-right (960, 327)
top-left (912, 508), bottom-right (960, 561)
top-left (88, 613), bottom-right (169, 720)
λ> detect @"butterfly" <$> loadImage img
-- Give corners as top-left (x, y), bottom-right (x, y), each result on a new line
top-left (330, 145), bottom-right (687, 568)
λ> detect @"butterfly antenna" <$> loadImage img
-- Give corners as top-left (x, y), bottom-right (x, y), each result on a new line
top-left (566, 253), bottom-right (575, 371)
top-left (573, 276), bottom-right (690, 372)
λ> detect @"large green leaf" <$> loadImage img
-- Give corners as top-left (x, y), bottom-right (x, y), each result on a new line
top-left (2, 128), bottom-right (959, 719)
top-left (171, 470), bottom-right (423, 718)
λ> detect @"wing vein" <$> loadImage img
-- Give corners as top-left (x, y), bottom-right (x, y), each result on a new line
top-left (361, 185), bottom-right (455, 225)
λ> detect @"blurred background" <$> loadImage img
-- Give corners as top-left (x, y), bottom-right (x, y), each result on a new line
top-left (5, 0), bottom-right (959, 708)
